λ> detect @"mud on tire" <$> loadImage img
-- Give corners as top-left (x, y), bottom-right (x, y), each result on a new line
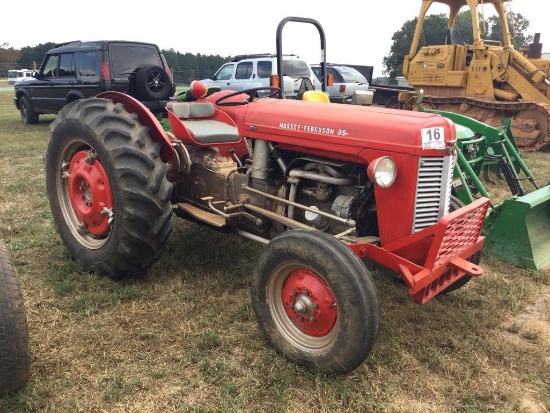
top-left (0, 239), bottom-right (31, 393)
top-left (45, 98), bottom-right (173, 278)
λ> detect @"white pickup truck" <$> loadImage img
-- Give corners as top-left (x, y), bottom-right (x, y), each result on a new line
top-left (310, 63), bottom-right (373, 104)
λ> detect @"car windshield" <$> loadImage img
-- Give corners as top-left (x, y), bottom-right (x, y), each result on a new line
top-left (282, 59), bottom-right (311, 78)
top-left (336, 66), bottom-right (368, 83)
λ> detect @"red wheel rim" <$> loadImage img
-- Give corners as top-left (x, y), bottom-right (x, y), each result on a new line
top-left (281, 269), bottom-right (337, 337)
top-left (67, 150), bottom-right (113, 236)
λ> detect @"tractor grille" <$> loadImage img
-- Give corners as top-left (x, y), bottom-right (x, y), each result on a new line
top-left (412, 156), bottom-right (453, 232)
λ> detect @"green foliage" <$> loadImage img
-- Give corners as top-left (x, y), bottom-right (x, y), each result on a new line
top-left (383, 8), bottom-right (532, 78)
top-left (17, 42), bottom-right (56, 69)
top-left (454, 10), bottom-right (476, 44)
top-left (383, 13), bottom-right (448, 78)
top-left (163, 48), bottom-right (230, 84)
top-left (486, 12), bottom-right (533, 48)
top-left (382, 17), bottom-right (420, 79)
top-left (0, 47), bottom-right (20, 65)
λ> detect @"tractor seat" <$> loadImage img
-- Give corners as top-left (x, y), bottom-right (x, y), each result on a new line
top-left (165, 101), bottom-right (240, 144)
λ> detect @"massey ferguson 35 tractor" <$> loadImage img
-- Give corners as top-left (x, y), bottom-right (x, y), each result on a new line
top-left (45, 18), bottom-right (490, 374)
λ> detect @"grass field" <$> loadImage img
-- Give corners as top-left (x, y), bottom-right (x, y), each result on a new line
top-left (0, 79), bottom-right (549, 412)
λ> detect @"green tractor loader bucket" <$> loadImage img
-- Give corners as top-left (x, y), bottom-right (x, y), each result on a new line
top-left (483, 187), bottom-right (550, 270)
top-left (419, 107), bottom-right (550, 271)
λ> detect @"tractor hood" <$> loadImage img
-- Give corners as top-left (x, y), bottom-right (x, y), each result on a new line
top-left (235, 98), bottom-right (456, 158)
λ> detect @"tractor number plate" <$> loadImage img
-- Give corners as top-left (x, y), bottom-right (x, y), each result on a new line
top-left (421, 127), bottom-right (445, 150)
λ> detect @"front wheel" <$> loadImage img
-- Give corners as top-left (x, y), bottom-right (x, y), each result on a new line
top-left (45, 98), bottom-right (174, 278)
top-left (0, 240), bottom-right (31, 393)
top-left (19, 96), bottom-right (39, 124)
top-left (250, 230), bottom-right (380, 373)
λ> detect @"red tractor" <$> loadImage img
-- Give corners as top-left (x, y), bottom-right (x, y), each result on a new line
top-left (45, 18), bottom-right (490, 374)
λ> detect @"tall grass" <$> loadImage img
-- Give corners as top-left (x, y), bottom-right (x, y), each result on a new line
top-left (0, 84), bottom-right (549, 412)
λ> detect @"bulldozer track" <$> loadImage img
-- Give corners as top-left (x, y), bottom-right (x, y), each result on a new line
top-left (408, 96), bottom-right (550, 151)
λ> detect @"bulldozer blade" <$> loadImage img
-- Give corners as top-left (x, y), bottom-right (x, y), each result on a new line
top-left (482, 186), bottom-right (550, 270)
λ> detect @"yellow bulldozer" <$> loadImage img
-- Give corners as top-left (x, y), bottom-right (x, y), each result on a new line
top-left (399, 0), bottom-right (550, 150)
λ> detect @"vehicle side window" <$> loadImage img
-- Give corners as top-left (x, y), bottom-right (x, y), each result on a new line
top-left (58, 53), bottom-right (75, 77)
top-left (41, 55), bottom-right (59, 78)
top-left (311, 67), bottom-right (321, 80)
top-left (235, 62), bottom-right (253, 79)
top-left (215, 64), bottom-right (234, 80)
top-left (328, 68), bottom-right (343, 83)
top-left (257, 61), bottom-right (272, 78)
top-left (77, 51), bottom-right (101, 81)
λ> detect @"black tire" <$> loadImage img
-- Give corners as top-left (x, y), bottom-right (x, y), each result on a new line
top-left (20, 95), bottom-right (39, 125)
top-left (45, 98), bottom-right (173, 278)
top-left (135, 65), bottom-right (173, 101)
top-left (440, 196), bottom-right (482, 294)
top-left (0, 239), bottom-right (31, 393)
top-left (251, 230), bottom-right (380, 374)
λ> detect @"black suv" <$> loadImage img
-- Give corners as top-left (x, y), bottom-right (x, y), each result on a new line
top-left (13, 40), bottom-right (175, 124)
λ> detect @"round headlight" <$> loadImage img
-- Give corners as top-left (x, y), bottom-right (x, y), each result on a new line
top-left (367, 157), bottom-right (397, 188)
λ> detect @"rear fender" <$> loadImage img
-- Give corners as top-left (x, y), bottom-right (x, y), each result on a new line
top-left (97, 91), bottom-right (174, 163)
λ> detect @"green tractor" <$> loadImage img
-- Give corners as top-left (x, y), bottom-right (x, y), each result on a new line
top-left (422, 108), bottom-right (550, 270)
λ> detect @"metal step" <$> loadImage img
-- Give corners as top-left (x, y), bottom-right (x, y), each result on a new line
top-left (176, 203), bottom-right (226, 227)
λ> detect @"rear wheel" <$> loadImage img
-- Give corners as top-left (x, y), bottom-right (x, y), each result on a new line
top-left (19, 96), bottom-right (39, 124)
top-left (250, 230), bottom-right (380, 373)
top-left (0, 239), bottom-right (31, 393)
top-left (45, 98), bottom-right (173, 278)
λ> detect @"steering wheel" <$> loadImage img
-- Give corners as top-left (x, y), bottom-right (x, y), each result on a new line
top-left (215, 87), bottom-right (281, 107)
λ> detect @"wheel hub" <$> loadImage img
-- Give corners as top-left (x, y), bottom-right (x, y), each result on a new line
top-left (282, 269), bottom-right (337, 337)
top-left (67, 150), bottom-right (113, 236)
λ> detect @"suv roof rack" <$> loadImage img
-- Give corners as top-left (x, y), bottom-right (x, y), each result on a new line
top-left (53, 41), bottom-right (81, 48)
top-left (230, 53), bottom-right (299, 62)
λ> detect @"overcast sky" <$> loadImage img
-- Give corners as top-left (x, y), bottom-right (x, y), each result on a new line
top-left (1, 0), bottom-right (545, 77)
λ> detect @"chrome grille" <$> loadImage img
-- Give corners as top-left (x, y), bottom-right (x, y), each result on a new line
top-left (412, 156), bottom-right (453, 232)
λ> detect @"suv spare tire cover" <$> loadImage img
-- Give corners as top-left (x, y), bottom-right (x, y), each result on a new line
top-left (135, 64), bottom-right (172, 101)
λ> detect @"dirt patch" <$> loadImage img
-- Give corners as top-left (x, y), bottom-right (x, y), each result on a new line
top-left (498, 286), bottom-right (550, 413)
top-left (501, 287), bottom-right (550, 347)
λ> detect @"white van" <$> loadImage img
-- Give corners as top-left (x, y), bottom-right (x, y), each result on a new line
top-left (8, 69), bottom-right (35, 85)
